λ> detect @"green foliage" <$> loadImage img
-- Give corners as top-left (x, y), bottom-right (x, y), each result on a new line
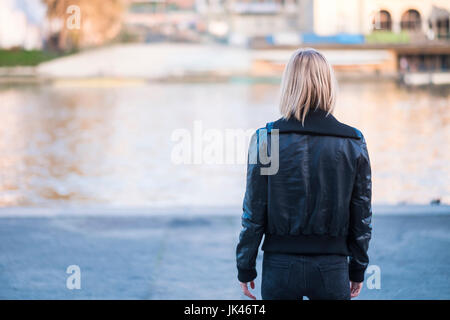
top-left (0, 49), bottom-right (61, 67)
top-left (0, 49), bottom-right (65, 66)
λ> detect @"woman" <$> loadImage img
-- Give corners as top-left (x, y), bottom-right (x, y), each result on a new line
top-left (236, 48), bottom-right (372, 300)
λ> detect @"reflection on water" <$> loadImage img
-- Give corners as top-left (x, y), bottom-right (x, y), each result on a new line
top-left (0, 80), bottom-right (448, 207)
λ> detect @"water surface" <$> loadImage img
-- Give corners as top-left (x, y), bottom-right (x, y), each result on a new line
top-left (0, 80), bottom-right (448, 207)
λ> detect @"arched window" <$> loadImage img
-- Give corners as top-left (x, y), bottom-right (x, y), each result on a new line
top-left (372, 10), bottom-right (392, 31)
top-left (436, 17), bottom-right (449, 39)
top-left (428, 6), bottom-right (450, 39)
top-left (401, 9), bottom-right (422, 31)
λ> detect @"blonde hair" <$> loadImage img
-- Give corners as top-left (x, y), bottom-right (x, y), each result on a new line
top-left (279, 48), bottom-right (337, 124)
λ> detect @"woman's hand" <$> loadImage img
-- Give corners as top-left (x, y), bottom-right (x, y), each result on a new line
top-left (240, 281), bottom-right (256, 300)
top-left (350, 281), bottom-right (363, 298)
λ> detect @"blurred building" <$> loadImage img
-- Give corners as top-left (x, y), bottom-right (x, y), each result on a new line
top-left (200, 0), bottom-right (314, 46)
top-left (124, 0), bottom-right (450, 47)
top-left (313, 0), bottom-right (450, 41)
top-left (123, 0), bottom-right (202, 42)
top-left (240, 0), bottom-right (450, 83)
top-left (123, 0), bottom-right (314, 45)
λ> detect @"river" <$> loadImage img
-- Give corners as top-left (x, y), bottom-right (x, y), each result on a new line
top-left (0, 79), bottom-right (448, 207)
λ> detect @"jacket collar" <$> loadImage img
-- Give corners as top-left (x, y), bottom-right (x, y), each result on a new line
top-left (267, 108), bottom-right (360, 139)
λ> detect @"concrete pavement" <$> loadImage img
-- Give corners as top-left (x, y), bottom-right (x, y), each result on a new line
top-left (0, 208), bottom-right (449, 299)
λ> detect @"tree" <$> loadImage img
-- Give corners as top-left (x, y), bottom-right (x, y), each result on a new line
top-left (42, 0), bottom-right (125, 51)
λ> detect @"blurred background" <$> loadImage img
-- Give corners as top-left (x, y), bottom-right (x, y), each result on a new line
top-left (0, 0), bottom-right (449, 208)
top-left (0, 0), bottom-right (449, 299)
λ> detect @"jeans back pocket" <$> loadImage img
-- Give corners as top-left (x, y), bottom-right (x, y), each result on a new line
top-left (317, 257), bottom-right (350, 300)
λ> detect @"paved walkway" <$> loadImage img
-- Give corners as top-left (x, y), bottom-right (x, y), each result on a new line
top-left (35, 43), bottom-right (393, 80)
top-left (0, 210), bottom-right (449, 299)
top-left (37, 43), bottom-right (251, 79)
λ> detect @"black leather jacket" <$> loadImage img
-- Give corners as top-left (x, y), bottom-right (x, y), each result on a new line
top-left (236, 108), bottom-right (372, 283)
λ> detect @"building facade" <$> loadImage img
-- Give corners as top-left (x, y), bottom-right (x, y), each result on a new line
top-left (203, 0), bottom-right (313, 35)
top-left (125, 0), bottom-right (314, 44)
top-left (313, 0), bottom-right (450, 40)
top-left (124, 0), bottom-right (450, 45)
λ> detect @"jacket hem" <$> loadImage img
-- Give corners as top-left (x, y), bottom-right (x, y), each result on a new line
top-left (262, 234), bottom-right (350, 256)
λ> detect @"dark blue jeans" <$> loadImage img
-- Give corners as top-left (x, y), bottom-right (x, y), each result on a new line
top-left (261, 252), bottom-right (350, 300)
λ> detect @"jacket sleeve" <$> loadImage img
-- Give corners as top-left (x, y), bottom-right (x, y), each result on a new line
top-left (236, 130), bottom-right (268, 283)
top-left (348, 133), bottom-right (373, 283)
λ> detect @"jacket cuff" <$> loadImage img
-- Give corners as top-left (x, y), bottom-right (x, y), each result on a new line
top-left (349, 268), bottom-right (365, 283)
top-left (237, 267), bottom-right (257, 283)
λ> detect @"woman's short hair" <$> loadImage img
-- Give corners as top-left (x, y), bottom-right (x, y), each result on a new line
top-left (279, 48), bottom-right (337, 124)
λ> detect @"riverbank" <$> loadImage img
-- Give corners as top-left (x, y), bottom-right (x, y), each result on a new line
top-left (3, 43), bottom-right (450, 85)
top-left (0, 205), bottom-right (449, 299)
top-left (0, 43), bottom-right (402, 82)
